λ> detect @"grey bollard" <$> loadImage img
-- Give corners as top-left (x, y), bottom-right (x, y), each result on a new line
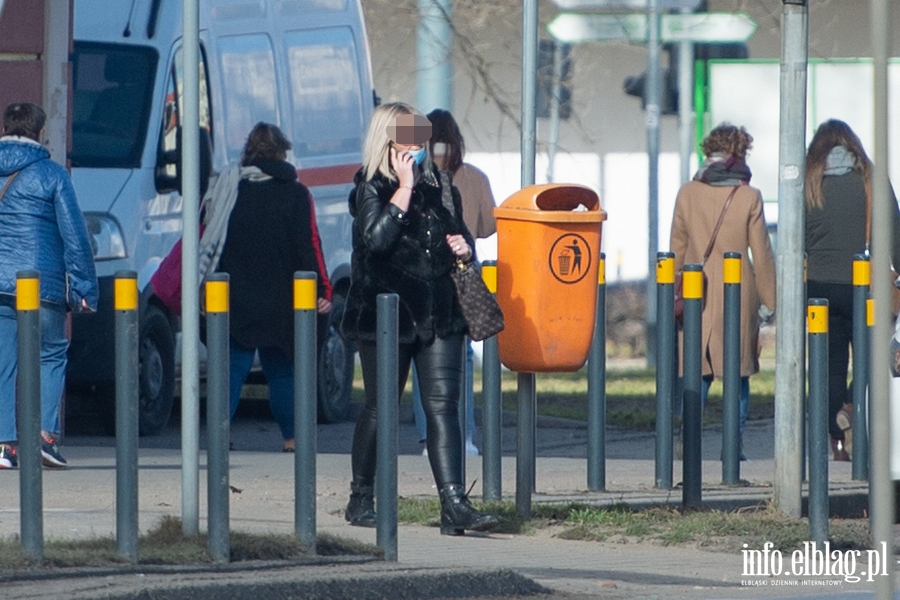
top-left (654, 252), bottom-right (675, 489)
top-left (205, 273), bottom-right (230, 563)
top-left (516, 372), bottom-right (536, 520)
top-left (17, 270), bottom-right (43, 559)
top-left (114, 271), bottom-right (140, 562)
top-left (375, 293), bottom-right (399, 562)
top-left (851, 254), bottom-right (869, 480)
top-left (807, 298), bottom-right (829, 545)
top-left (294, 272), bottom-right (318, 550)
top-left (481, 261), bottom-right (502, 502)
top-left (681, 264), bottom-right (703, 508)
top-left (588, 253), bottom-right (607, 491)
top-left (721, 252), bottom-right (742, 484)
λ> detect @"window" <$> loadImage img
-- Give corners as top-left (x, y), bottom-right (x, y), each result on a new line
top-left (158, 46), bottom-right (213, 183)
top-left (70, 43), bottom-right (158, 168)
top-left (285, 28), bottom-right (364, 159)
top-left (217, 34), bottom-right (278, 161)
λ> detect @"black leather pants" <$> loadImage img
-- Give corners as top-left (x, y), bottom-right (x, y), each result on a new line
top-left (351, 334), bottom-right (464, 489)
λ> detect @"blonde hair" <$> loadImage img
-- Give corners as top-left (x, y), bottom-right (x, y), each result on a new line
top-left (361, 102), bottom-right (433, 182)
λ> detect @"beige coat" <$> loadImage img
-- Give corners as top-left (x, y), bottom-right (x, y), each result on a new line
top-left (671, 181), bottom-right (776, 377)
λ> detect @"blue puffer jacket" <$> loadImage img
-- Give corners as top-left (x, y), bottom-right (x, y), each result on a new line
top-left (0, 138), bottom-right (98, 309)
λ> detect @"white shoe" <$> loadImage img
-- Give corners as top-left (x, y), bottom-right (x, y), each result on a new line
top-left (465, 440), bottom-right (480, 457)
top-left (422, 446), bottom-right (428, 457)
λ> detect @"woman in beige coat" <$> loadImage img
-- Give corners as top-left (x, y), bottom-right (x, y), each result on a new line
top-left (671, 123), bottom-right (776, 457)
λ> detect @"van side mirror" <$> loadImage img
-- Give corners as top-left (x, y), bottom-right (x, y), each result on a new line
top-left (155, 126), bottom-right (213, 198)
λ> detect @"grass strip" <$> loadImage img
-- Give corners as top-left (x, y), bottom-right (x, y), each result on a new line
top-left (0, 515), bottom-right (379, 572)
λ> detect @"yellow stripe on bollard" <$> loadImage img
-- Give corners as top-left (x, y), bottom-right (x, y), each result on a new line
top-left (867, 297), bottom-right (874, 327)
top-left (723, 257), bottom-right (742, 284)
top-left (115, 277), bottom-right (138, 311)
top-left (206, 280), bottom-right (229, 314)
top-left (852, 259), bottom-right (871, 287)
top-left (16, 277), bottom-right (39, 311)
top-left (807, 304), bottom-right (828, 333)
top-left (482, 263), bottom-right (498, 294)
top-left (656, 256), bottom-right (674, 284)
top-left (684, 269), bottom-right (703, 299)
top-left (597, 255), bottom-right (606, 285)
top-left (294, 278), bottom-right (317, 310)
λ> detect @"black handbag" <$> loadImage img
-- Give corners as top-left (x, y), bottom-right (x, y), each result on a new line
top-left (438, 170), bottom-right (505, 341)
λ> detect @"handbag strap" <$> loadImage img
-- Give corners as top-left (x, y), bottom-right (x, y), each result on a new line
top-left (701, 184), bottom-right (741, 265)
top-left (0, 171), bottom-right (20, 203)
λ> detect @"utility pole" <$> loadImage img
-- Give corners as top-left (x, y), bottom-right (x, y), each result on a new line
top-left (869, 1), bottom-right (893, 598)
top-left (644, 0), bottom-right (661, 368)
top-left (417, 0), bottom-right (453, 113)
top-left (773, 0), bottom-right (807, 520)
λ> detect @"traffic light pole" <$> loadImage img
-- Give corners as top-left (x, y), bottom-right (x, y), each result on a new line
top-left (644, 0), bottom-right (661, 368)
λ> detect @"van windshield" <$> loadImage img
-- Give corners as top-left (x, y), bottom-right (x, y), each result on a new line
top-left (70, 42), bottom-right (158, 168)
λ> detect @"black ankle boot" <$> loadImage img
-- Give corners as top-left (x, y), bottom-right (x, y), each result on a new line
top-left (438, 483), bottom-right (499, 536)
top-left (346, 482), bottom-right (377, 528)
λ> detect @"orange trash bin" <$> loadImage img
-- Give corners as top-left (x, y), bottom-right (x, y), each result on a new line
top-left (494, 184), bottom-right (606, 372)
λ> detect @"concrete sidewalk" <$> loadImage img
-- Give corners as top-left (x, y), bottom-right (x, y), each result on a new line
top-left (0, 417), bottom-right (887, 599)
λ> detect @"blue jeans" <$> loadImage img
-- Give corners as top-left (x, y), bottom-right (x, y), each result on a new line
top-left (701, 375), bottom-right (749, 438)
top-left (0, 301), bottom-right (68, 442)
top-left (228, 342), bottom-right (295, 440)
top-left (412, 339), bottom-right (476, 444)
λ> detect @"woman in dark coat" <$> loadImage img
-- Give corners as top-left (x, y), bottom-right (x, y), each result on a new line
top-left (341, 102), bottom-right (499, 535)
top-left (805, 119), bottom-right (900, 461)
top-left (217, 123), bottom-right (332, 452)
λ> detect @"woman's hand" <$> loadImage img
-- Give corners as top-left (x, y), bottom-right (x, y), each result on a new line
top-left (317, 297), bottom-right (333, 314)
top-left (446, 234), bottom-right (472, 261)
top-left (390, 147), bottom-right (415, 190)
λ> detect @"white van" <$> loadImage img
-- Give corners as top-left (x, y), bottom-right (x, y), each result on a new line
top-left (66, 0), bottom-right (374, 434)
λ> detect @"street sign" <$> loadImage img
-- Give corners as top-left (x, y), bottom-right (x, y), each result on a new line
top-left (548, 13), bottom-right (644, 43)
top-left (662, 12), bottom-right (757, 42)
top-left (551, 0), bottom-right (702, 10)
top-left (548, 12), bottom-right (757, 44)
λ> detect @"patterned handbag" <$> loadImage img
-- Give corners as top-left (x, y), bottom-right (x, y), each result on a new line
top-left (449, 259), bottom-right (505, 341)
top-left (437, 169), bottom-right (504, 341)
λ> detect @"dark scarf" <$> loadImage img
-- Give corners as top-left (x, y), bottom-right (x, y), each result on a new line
top-left (693, 153), bottom-right (752, 186)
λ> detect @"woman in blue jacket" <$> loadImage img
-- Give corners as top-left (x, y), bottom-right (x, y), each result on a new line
top-left (0, 102), bottom-right (99, 469)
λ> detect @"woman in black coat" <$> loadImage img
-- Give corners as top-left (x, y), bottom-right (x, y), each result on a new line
top-left (341, 102), bottom-right (498, 535)
top-left (805, 119), bottom-right (900, 461)
top-left (217, 123), bottom-right (332, 452)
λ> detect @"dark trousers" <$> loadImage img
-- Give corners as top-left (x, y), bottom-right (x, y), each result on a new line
top-left (352, 334), bottom-right (464, 489)
top-left (807, 280), bottom-right (854, 441)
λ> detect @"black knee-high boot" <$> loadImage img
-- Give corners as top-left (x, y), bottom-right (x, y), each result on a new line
top-left (438, 483), bottom-right (499, 536)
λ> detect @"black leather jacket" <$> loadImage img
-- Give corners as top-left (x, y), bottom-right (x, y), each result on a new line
top-left (340, 167), bottom-right (474, 344)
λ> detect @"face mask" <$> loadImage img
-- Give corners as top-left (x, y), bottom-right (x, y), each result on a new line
top-left (407, 147), bottom-right (427, 165)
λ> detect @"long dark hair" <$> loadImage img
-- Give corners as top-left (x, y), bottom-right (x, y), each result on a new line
top-left (241, 122), bottom-right (291, 166)
top-left (805, 119), bottom-right (871, 210)
top-left (426, 109), bottom-right (465, 173)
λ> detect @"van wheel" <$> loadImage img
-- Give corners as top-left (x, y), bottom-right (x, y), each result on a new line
top-left (317, 293), bottom-right (355, 423)
top-left (137, 305), bottom-right (176, 436)
top-left (94, 305), bottom-right (175, 436)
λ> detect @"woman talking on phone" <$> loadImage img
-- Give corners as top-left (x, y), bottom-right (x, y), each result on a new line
top-left (340, 102), bottom-right (499, 536)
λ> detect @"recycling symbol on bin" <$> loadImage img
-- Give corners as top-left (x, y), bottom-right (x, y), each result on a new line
top-left (548, 233), bottom-right (592, 285)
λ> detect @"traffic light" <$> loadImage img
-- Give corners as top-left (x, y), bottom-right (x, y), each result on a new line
top-left (623, 42), bottom-right (747, 115)
top-left (537, 39), bottom-right (573, 119)
top-left (623, 67), bottom-right (679, 115)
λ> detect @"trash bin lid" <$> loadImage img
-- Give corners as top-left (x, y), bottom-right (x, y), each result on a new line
top-left (494, 183), bottom-right (606, 223)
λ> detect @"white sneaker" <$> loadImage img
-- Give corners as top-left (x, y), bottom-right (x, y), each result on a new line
top-left (465, 440), bottom-right (480, 457)
top-left (421, 445), bottom-right (428, 457)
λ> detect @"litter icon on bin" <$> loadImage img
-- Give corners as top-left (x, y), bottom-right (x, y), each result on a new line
top-left (550, 233), bottom-right (591, 283)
